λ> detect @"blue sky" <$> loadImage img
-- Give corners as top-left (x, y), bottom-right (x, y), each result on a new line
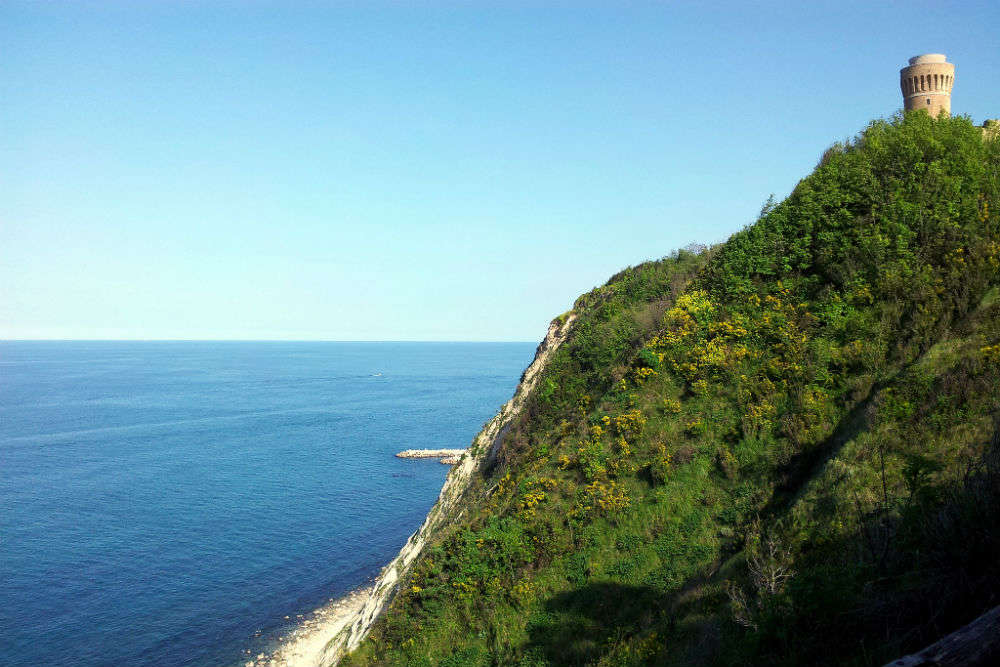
top-left (3, 1), bottom-right (999, 341)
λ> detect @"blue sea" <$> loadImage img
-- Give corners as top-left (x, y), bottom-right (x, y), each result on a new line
top-left (0, 341), bottom-right (535, 667)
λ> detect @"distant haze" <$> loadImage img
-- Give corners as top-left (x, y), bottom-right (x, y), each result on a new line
top-left (3, 2), bottom-right (999, 341)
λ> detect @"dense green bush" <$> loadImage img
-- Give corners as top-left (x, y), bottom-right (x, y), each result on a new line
top-left (342, 113), bottom-right (1000, 667)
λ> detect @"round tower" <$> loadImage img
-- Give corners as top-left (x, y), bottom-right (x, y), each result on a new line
top-left (900, 54), bottom-right (954, 116)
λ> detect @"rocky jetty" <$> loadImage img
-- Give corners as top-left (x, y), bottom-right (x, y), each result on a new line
top-left (395, 449), bottom-right (465, 464)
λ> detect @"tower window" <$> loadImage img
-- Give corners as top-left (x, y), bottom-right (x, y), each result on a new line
top-left (927, 98), bottom-right (931, 105)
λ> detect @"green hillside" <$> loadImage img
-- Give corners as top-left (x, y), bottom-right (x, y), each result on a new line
top-left (343, 112), bottom-right (1000, 667)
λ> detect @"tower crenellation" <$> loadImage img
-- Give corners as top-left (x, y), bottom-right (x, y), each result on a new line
top-left (900, 53), bottom-right (954, 117)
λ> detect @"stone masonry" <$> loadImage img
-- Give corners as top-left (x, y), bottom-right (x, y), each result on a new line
top-left (900, 54), bottom-right (954, 117)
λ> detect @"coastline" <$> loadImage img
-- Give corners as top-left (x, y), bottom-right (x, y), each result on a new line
top-left (232, 316), bottom-right (576, 667)
top-left (239, 586), bottom-right (374, 667)
top-left (315, 316), bottom-right (577, 665)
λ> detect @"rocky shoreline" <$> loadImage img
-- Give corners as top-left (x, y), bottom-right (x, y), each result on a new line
top-left (395, 448), bottom-right (466, 464)
top-left (239, 586), bottom-right (373, 667)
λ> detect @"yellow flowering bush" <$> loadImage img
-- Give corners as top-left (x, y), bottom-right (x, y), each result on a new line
top-left (662, 397), bottom-right (682, 414)
top-left (578, 480), bottom-right (631, 516)
top-left (611, 409), bottom-right (646, 438)
top-left (982, 344), bottom-right (1000, 363)
top-left (577, 437), bottom-right (608, 480)
top-left (607, 435), bottom-right (636, 477)
top-left (742, 400), bottom-right (777, 439)
top-left (511, 580), bottom-right (535, 606)
top-left (649, 443), bottom-right (673, 485)
top-left (684, 417), bottom-right (705, 436)
top-left (451, 580), bottom-right (476, 600)
top-left (632, 366), bottom-right (658, 382)
top-left (518, 490), bottom-right (547, 519)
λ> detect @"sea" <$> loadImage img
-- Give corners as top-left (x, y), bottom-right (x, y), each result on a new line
top-left (0, 341), bottom-right (536, 667)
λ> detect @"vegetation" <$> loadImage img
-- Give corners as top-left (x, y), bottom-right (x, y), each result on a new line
top-left (342, 112), bottom-right (1000, 666)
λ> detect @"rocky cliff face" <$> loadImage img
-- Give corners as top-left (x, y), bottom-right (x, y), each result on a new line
top-left (316, 315), bottom-right (576, 666)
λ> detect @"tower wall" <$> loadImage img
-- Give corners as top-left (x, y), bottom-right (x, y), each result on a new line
top-left (900, 54), bottom-right (954, 117)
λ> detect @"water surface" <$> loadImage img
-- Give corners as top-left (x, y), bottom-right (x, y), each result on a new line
top-left (0, 341), bottom-right (534, 667)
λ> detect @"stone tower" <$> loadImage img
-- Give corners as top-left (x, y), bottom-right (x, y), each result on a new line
top-left (900, 54), bottom-right (954, 117)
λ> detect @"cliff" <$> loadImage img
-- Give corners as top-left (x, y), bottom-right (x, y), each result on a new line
top-left (337, 112), bottom-right (1000, 667)
top-left (315, 315), bottom-right (576, 666)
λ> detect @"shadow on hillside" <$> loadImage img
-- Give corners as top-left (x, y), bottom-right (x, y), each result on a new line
top-left (753, 417), bottom-right (1000, 666)
top-left (758, 391), bottom-right (877, 521)
top-left (521, 582), bottom-right (667, 665)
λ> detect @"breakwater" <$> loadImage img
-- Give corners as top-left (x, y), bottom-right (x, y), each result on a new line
top-left (396, 448), bottom-right (466, 464)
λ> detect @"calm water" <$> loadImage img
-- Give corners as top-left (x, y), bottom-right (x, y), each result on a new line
top-left (0, 341), bottom-right (534, 667)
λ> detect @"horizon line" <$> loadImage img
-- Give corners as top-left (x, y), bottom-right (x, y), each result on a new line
top-left (0, 338), bottom-right (538, 344)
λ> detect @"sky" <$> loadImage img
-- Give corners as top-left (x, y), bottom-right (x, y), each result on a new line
top-left (3, 1), bottom-right (999, 342)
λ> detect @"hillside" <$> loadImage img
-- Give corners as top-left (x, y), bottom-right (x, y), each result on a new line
top-left (340, 112), bottom-right (1000, 667)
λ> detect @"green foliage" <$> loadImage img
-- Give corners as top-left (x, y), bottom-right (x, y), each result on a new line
top-left (348, 113), bottom-right (1000, 666)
